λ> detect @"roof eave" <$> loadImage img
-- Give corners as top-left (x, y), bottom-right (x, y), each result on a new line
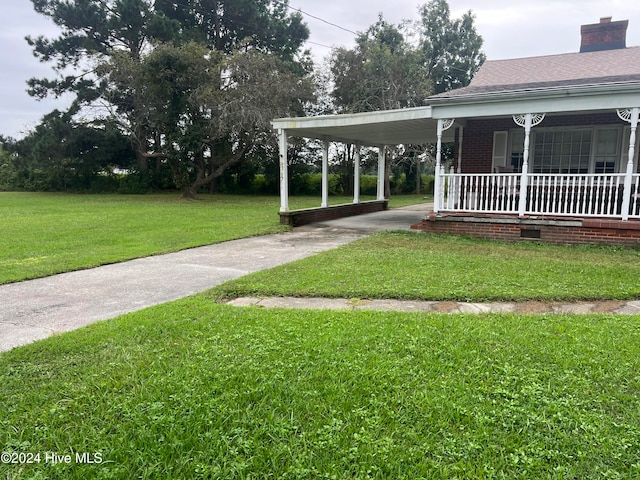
top-left (429, 82), bottom-right (640, 119)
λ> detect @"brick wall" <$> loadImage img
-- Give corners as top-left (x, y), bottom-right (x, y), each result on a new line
top-left (460, 113), bottom-right (626, 173)
top-left (413, 214), bottom-right (640, 247)
top-left (279, 200), bottom-right (388, 226)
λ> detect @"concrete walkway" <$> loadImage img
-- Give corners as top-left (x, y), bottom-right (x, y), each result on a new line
top-left (228, 296), bottom-right (640, 315)
top-left (0, 204), bottom-right (431, 352)
top-left (2, 202), bottom-right (639, 353)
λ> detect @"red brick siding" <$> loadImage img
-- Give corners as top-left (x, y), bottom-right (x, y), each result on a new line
top-left (280, 200), bottom-right (388, 226)
top-left (460, 113), bottom-right (626, 174)
top-left (413, 214), bottom-right (640, 247)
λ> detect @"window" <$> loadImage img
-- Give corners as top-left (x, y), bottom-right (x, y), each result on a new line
top-left (533, 129), bottom-right (592, 173)
top-left (594, 128), bottom-right (619, 173)
top-left (506, 126), bottom-right (624, 174)
top-left (509, 130), bottom-right (524, 173)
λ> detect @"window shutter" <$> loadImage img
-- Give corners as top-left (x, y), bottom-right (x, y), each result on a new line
top-left (492, 131), bottom-right (509, 171)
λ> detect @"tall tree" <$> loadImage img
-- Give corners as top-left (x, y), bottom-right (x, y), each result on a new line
top-left (27, 0), bottom-right (311, 195)
top-left (330, 15), bottom-right (430, 114)
top-left (418, 0), bottom-right (486, 94)
top-left (329, 15), bottom-right (432, 196)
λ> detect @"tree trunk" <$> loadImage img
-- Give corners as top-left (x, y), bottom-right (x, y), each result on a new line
top-left (180, 187), bottom-right (198, 200)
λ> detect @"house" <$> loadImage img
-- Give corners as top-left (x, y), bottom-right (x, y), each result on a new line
top-left (272, 17), bottom-right (640, 246)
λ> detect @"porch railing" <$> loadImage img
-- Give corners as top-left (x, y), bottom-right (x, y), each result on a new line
top-left (441, 172), bottom-right (640, 219)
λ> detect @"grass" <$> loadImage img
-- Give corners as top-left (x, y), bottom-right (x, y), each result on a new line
top-left (4, 192), bottom-right (640, 478)
top-left (0, 193), bottom-right (287, 284)
top-left (214, 231), bottom-right (640, 302)
top-left (1, 301), bottom-right (639, 478)
top-left (0, 192), bottom-right (429, 284)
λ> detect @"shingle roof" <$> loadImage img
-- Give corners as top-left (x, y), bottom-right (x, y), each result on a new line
top-left (431, 46), bottom-right (640, 99)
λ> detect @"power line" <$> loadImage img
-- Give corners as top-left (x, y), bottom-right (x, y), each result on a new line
top-left (306, 40), bottom-right (333, 49)
top-left (275, 1), bottom-right (358, 36)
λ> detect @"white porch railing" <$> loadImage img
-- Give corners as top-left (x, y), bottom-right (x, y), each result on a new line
top-left (441, 172), bottom-right (640, 219)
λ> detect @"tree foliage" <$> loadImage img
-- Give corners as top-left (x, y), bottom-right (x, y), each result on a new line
top-left (326, 1), bottom-right (484, 195)
top-left (330, 15), bottom-right (431, 114)
top-left (15, 0), bottom-right (484, 196)
top-left (24, 0), bottom-right (312, 196)
top-left (418, 0), bottom-right (486, 94)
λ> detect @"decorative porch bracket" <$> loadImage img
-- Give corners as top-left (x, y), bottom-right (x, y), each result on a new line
top-left (279, 129), bottom-right (289, 212)
top-left (434, 118), bottom-right (455, 213)
top-left (617, 108), bottom-right (640, 221)
top-left (513, 113), bottom-right (546, 217)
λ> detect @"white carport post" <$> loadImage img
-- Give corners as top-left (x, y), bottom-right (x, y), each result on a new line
top-left (321, 138), bottom-right (330, 208)
top-left (377, 145), bottom-right (386, 201)
top-left (354, 143), bottom-right (361, 204)
top-left (618, 108), bottom-right (640, 221)
top-left (278, 129), bottom-right (289, 212)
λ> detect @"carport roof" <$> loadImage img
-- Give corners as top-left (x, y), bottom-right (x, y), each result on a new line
top-left (271, 106), bottom-right (457, 147)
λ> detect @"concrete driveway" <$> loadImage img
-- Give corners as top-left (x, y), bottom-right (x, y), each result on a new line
top-left (0, 204), bottom-right (430, 352)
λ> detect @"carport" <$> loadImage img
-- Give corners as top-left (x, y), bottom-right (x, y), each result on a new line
top-left (271, 106), bottom-right (458, 223)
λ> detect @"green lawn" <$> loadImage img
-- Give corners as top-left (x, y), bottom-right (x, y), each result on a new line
top-left (1, 301), bottom-right (639, 478)
top-left (3, 192), bottom-right (640, 478)
top-left (0, 193), bottom-right (287, 284)
top-left (0, 192), bottom-right (429, 284)
top-left (213, 231), bottom-right (640, 302)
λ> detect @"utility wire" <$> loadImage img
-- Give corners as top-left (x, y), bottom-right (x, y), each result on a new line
top-left (274, 0), bottom-right (358, 35)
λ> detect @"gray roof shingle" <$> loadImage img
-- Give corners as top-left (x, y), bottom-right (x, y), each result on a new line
top-left (431, 46), bottom-right (640, 99)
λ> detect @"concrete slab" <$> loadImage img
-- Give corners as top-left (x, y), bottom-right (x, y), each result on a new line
top-left (0, 230), bottom-right (365, 352)
top-left (296, 203), bottom-right (432, 233)
top-left (0, 204), bottom-right (433, 353)
top-left (226, 297), bottom-right (640, 316)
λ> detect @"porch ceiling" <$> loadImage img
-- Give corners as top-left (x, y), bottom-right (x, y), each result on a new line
top-left (272, 106), bottom-right (458, 146)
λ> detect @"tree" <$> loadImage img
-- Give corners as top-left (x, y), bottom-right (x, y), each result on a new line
top-left (330, 15), bottom-right (431, 114)
top-left (27, 0), bottom-right (311, 195)
top-left (327, 15), bottom-right (432, 196)
top-left (418, 0), bottom-right (486, 94)
top-left (326, 2), bottom-right (484, 195)
top-left (4, 110), bottom-right (134, 192)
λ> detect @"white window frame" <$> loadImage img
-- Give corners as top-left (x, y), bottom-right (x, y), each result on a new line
top-left (506, 125), bottom-right (629, 174)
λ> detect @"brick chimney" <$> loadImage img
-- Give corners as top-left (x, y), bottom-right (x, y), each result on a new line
top-left (580, 17), bottom-right (628, 52)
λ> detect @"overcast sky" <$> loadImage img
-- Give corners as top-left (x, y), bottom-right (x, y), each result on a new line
top-left (1, 0), bottom-right (640, 139)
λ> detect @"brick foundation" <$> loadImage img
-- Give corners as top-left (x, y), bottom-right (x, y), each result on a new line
top-left (412, 213), bottom-right (640, 247)
top-left (280, 200), bottom-right (389, 227)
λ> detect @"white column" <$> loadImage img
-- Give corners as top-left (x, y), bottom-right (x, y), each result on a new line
top-left (620, 107), bottom-right (640, 221)
top-left (434, 119), bottom-right (444, 213)
top-left (279, 129), bottom-right (289, 212)
top-left (434, 119), bottom-right (455, 213)
top-left (321, 139), bottom-right (329, 208)
top-left (513, 113), bottom-right (545, 217)
top-left (377, 145), bottom-right (385, 201)
top-left (353, 144), bottom-right (361, 204)
top-left (457, 126), bottom-right (464, 173)
top-left (517, 114), bottom-right (532, 217)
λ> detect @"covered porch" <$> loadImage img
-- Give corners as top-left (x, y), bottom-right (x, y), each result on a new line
top-left (272, 87), bottom-right (640, 245)
top-left (434, 109), bottom-right (640, 221)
